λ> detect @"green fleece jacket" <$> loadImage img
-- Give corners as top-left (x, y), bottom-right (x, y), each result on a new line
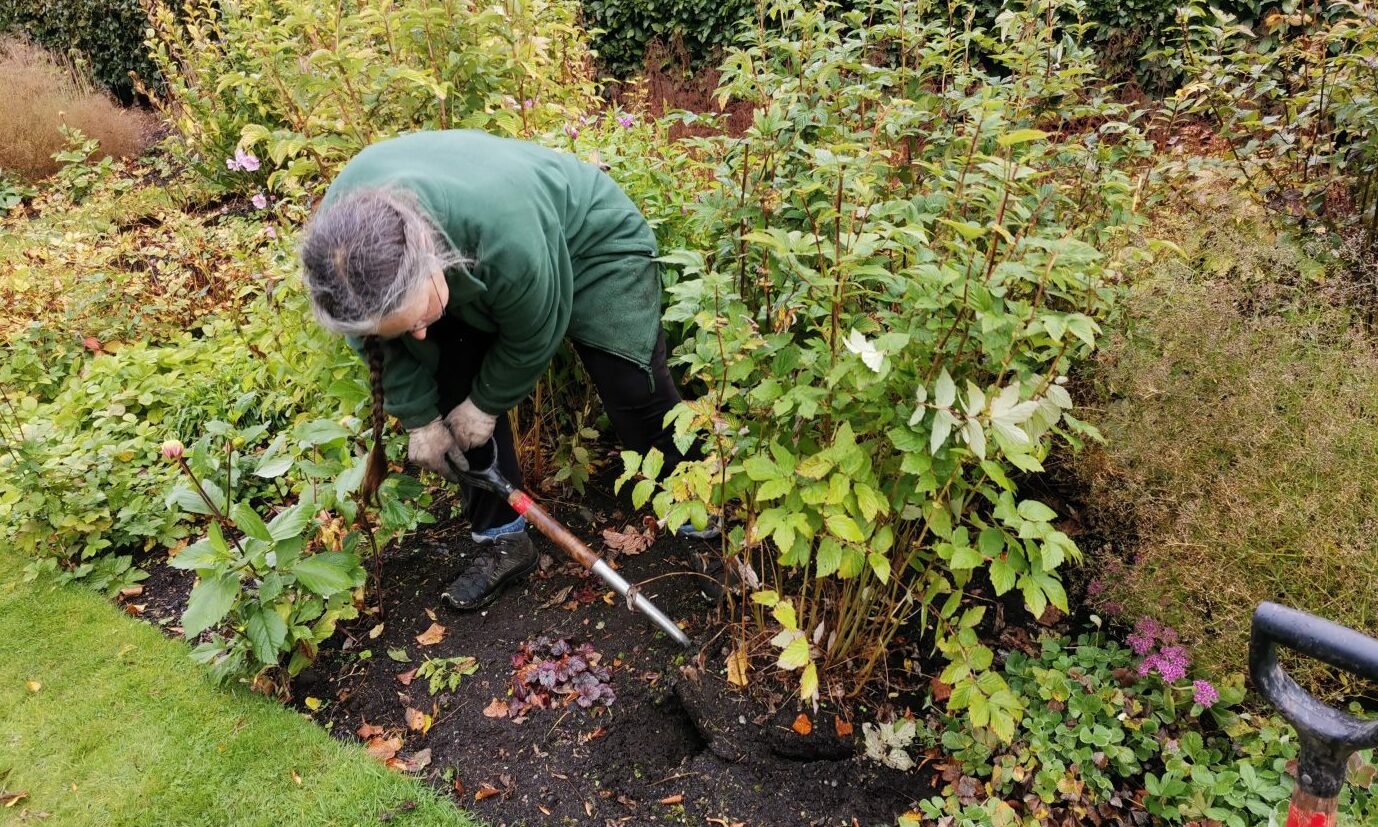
top-left (325, 130), bottom-right (662, 428)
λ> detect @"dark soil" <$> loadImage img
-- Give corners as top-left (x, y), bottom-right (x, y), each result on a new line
top-left (295, 482), bottom-right (935, 827)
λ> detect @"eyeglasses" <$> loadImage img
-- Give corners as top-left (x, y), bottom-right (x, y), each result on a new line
top-left (407, 273), bottom-right (446, 334)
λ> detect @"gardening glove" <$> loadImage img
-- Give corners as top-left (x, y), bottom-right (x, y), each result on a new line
top-left (445, 398), bottom-right (498, 451)
top-left (407, 417), bottom-right (468, 481)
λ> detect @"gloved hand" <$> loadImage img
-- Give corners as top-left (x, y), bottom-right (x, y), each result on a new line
top-left (407, 417), bottom-right (468, 481)
top-left (445, 398), bottom-right (498, 450)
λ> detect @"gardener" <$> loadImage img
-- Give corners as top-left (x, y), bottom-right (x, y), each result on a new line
top-left (298, 129), bottom-right (715, 612)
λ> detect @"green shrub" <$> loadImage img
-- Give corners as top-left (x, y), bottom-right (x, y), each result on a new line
top-left (622, 0), bottom-right (1152, 741)
top-left (0, 0), bottom-right (158, 102)
top-left (1170, 0), bottom-right (1378, 245)
top-left (581, 0), bottom-right (757, 77)
top-left (146, 0), bottom-right (599, 197)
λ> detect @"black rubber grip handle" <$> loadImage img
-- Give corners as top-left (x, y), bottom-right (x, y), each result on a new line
top-left (1249, 601), bottom-right (1378, 798)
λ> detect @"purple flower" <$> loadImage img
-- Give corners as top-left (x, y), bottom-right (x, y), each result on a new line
top-left (1126, 632), bottom-right (1155, 656)
top-left (1101, 601), bottom-right (1123, 616)
top-left (564, 124), bottom-right (579, 140)
top-left (1155, 645), bottom-right (1190, 682)
top-left (252, 193), bottom-right (268, 210)
top-left (617, 113), bottom-right (635, 128)
top-left (265, 226), bottom-right (277, 240)
top-left (1087, 578), bottom-right (1106, 597)
top-left (226, 147), bottom-right (260, 172)
top-left (523, 99), bottom-right (535, 109)
top-left (1134, 616), bottom-right (1162, 640)
top-left (1193, 680), bottom-right (1219, 708)
top-left (1137, 655), bottom-right (1159, 677)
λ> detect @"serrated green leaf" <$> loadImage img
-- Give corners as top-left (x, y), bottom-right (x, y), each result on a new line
top-left (825, 513), bottom-right (865, 543)
top-left (246, 605), bottom-right (288, 665)
top-left (777, 635), bottom-right (810, 670)
top-left (292, 552), bottom-right (360, 597)
top-left (183, 573), bottom-right (238, 637)
top-left (231, 502), bottom-right (273, 543)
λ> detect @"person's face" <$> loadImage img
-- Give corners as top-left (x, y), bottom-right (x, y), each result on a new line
top-left (374, 270), bottom-right (449, 340)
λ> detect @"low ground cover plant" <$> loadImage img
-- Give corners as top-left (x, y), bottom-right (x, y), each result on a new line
top-left (913, 628), bottom-right (1377, 826)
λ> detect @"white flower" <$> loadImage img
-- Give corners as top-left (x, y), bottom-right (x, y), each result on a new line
top-left (843, 330), bottom-right (884, 373)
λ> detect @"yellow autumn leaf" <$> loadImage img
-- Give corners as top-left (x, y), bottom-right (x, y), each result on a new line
top-left (726, 648), bottom-right (749, 688)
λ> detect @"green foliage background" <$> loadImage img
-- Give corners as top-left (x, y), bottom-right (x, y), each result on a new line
top-left (581, 0), bottom-right (759, 76)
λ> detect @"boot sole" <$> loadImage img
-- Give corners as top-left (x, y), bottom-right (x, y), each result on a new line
top-left (440, 553), bottom-right (539, 612)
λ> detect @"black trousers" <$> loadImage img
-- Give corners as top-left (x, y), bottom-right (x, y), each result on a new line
top-left (429, 315), bottom-right (691, 533)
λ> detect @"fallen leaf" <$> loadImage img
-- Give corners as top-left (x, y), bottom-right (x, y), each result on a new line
top-left (577, 726), bottom-right (607, 744)
top-left (396, 668), bottom-right (417, 686)
top-left (930, 677), bottom-right (952, 702)
top-left (82, 336), bottom-right (102, 352)
top-left (304, 697), bottom-right (322, 711)
top-left (538, 585), bottom-right (573, 610)
top-left (365, 735), bottom-right (402, 762)
top-left (725, 648), bottom-right (749, 688)
top-left (475, 783), bottom-right (502, 801)
top-left (791, 713), bottom-right (813, 736)
top-left (425, 608), bottom-right (438, 622)
top-left (124, 603), bottom-right (146, 616)
top-left (834, 716), bottom-right (853, 737)
top-left (403, 748), bottom-right (432, 772)
top-left (368, 623), bottom-right (385, 639)
top-left (291, 770), bottom-right (302, 784)
top-left (25, 681), bottom-right (40, 693)
top-left (603, 523), bottom-right (656, 555)
top-left (482, 698), bottom-right (510, 718)
top-left (404, 707), bottom-right (432, 734)
top-left (0, 791), bottom-right (27, 807)
top-left (452, 778), bottom-right (465, 795)
top-left (387, 648), bottom-right (411, 663)
top-left (356, 722), bottom-right (384, 739)
top-left (415, 623), bottom-right (446, 646)
top-left (658, 794), bottom-right (684, 805)
top-left (118, 586), bottom-right (144, 599)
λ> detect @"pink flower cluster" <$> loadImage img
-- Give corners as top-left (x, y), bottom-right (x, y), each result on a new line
top-left (226, 148), bottom-right (260, 172)
top-left (1126, 616), bottom-right (1218, 708)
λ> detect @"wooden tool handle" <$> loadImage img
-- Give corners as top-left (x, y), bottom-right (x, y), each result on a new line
top-left (507, 491), bottom-right (599, 569)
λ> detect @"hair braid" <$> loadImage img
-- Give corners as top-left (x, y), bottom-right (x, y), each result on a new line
top-left (361, 336), bottom-right (388, 505)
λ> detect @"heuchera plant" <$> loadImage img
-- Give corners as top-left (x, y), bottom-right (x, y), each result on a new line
top-left (506, 636), bottom-right (615, 717)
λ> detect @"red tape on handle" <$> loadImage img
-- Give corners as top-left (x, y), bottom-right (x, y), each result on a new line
top-left (509, 491), bottom-right (533, 515)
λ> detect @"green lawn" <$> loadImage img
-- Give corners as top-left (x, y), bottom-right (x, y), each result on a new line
top-left (0, 553), bottom-right (478, 827)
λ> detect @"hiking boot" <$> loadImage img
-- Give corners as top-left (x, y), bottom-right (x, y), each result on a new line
top-left (441, 531), bottom-right (538, 612)
top-left (675, 515), bottom-right (722, 541)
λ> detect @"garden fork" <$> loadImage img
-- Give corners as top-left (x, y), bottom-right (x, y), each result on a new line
top-left (1249, 602), bottom-right (1378, 826)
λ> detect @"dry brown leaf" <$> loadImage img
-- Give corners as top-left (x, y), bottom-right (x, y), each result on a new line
top-left (725, 648), bottom-right (748, 688)
top-left (25, 681), bottom-right (40, 693)
top-left (291, 771), bottom-right (302, 785)
top-left (366, 735), bottom-right (403, 762)
top-left (791, 713), bottom-right (813, 736)
top-left (367, 623), bottom-right (385, 639)
top-left (404, 707), bottom-right (431, 733)
top-left (658, 794), bottom-right (684, 805)
top-left (475, 783), bottom-right (503, 801)
top-left (425, 608), bottom-right (438, 622)
top-left (356, 722), bottom-right (384, 739)
top-left (118, 586), bottom-right (144, 598)
top-left (124, 603), bottom-right (146, 616)
top-left (415, 623), bottom-right (446, 646)
top-left (0, 791), bottom-right (27, 808)
top-left (577, 726), bottom-right (607, 744)
top-left (602, 523), bottom-right (656, 555)
top-left (396, 668), bottom-right (417, 687)
top-left (929, 677), bottom-right (952, 702)
top-left (834, 715), bottom-right (854, 737)
top-left (482, 698), bottom-right (510, 718)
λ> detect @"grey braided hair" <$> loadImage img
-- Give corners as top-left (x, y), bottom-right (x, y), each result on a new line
top-left (299, 187), bottom-right (469, 337)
